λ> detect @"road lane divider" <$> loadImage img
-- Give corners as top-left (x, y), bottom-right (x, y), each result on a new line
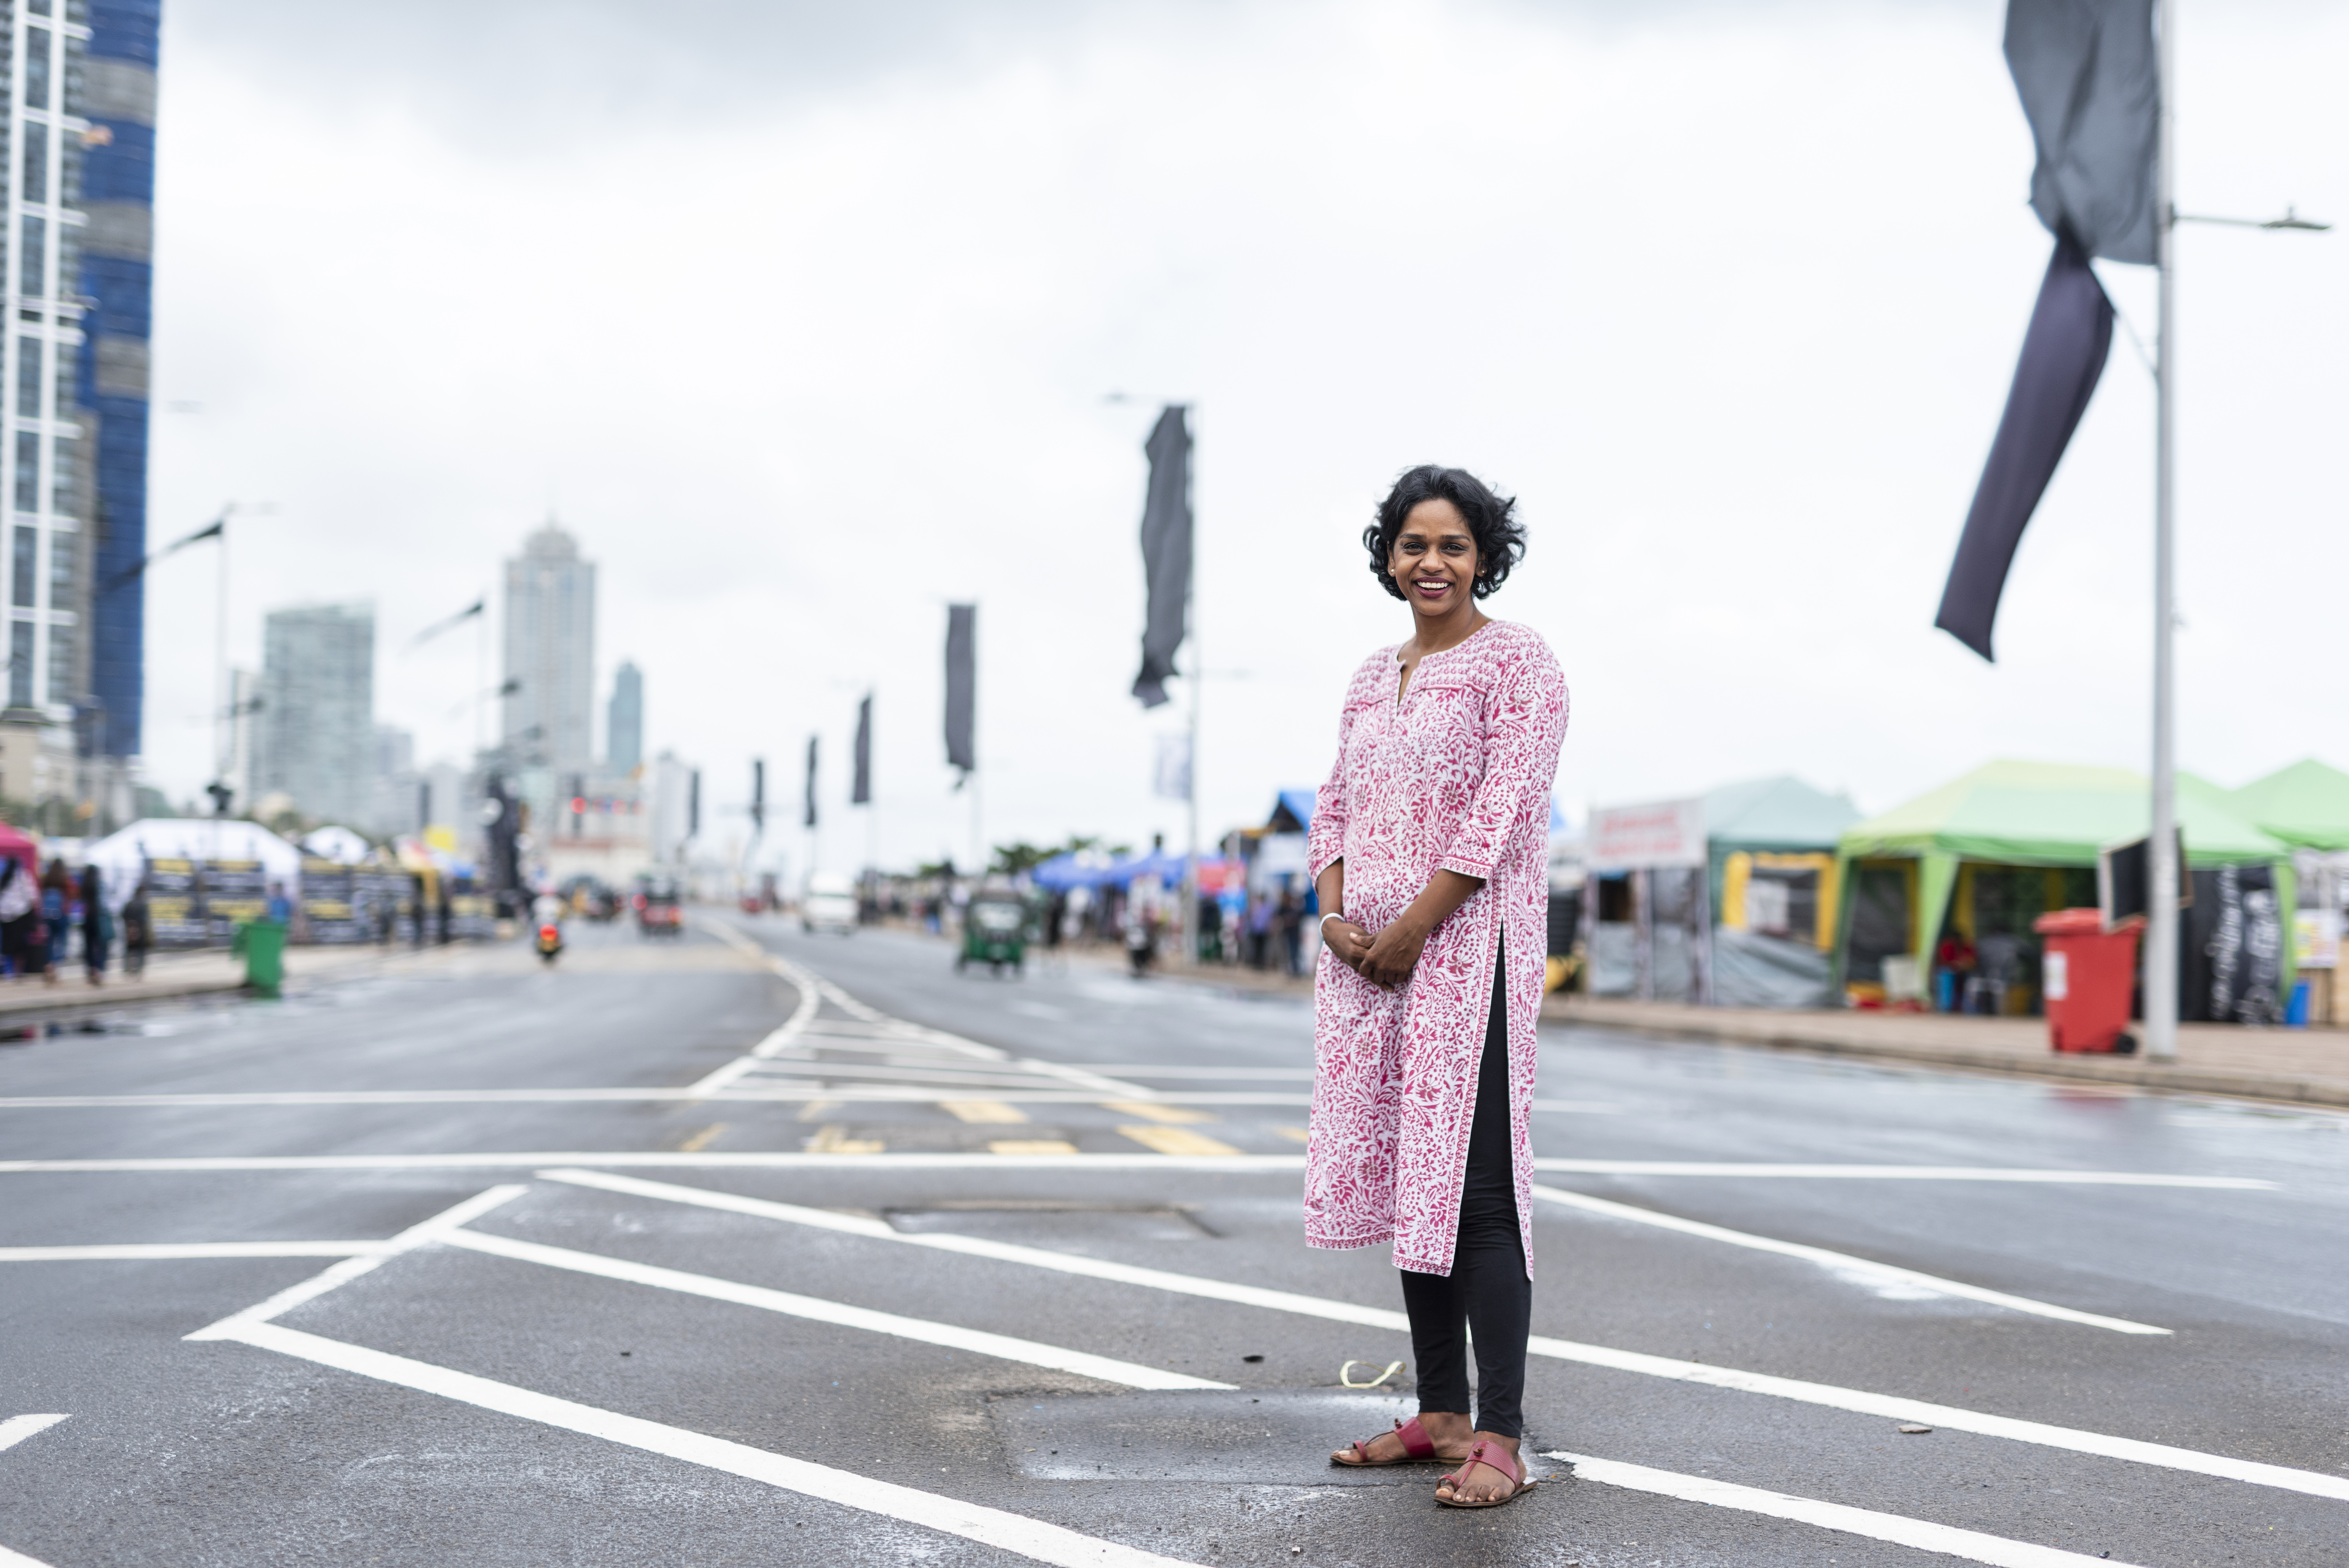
top-left (1530, 1161), bottom-right (2275, 1187)
top-left (184, 1185), bottom-right (527, 1343)
top-left (207, 1322), bottom-right (1197, 1568)
top-left (1529, 1185), bottom-right (2171, 1335)
top-left (537, 1169), bottom-right (2349, 1506)
top-left (1547, 1451), bottom-right (2147, 1567)
top-left (1100, 1103), bottom-right (1218, 1125)
top-left (2, 1153), bottom-right (2278, 1186)
top-left (437, 1226), bottom-right (1232, 1391)
top-left (0, 1242), bottom-right (382, 1262)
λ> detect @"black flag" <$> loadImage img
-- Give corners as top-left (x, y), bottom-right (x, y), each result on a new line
top-left (1938, 0), bottom-right (2154, 659)
top-left (1131, 406), bottom-right (1191, 709)
top-left (852, 694), bottom-right (873, 805)
top-left (804, 736), bottom-right (818, 829)
top-left (944, 605), bottom-right (976, 776)
top-left (2006, 0), bottom-right (2158, 265)
top-left (1936, 237), bottom-right (2114, 660)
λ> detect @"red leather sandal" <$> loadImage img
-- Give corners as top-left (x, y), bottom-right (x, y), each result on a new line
top-left (1331, 1415), bottom-right (1443, 1467)
top-left (1436, 1440), bottom-right (1535, 1507)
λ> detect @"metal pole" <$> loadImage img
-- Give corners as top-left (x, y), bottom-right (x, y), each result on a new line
top-left (2144, 0), bottom-right (2180, 1062)
top-left (213, 522), bottom-right (229, 791)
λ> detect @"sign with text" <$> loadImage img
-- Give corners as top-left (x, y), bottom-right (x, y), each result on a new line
top-left (1587, 798), bottom-right (1707, 872)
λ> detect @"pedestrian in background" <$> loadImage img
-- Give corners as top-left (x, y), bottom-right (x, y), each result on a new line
top-left (121, 877), bottom-right (152, 978)
top-left (81, 864), bottom-right (112, 986)
top-left (39, 860), bottom-right (71, 986)
top-left (0, 854), bottom-right (36, 978)
top-left (1311, 465), bottom-right (1567, 1509)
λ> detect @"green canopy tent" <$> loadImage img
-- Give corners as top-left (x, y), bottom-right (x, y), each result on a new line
top-left (2224, 759), bottom-right (2349, 852)
top-left (1834, 760), bottom-right (2292, 1012)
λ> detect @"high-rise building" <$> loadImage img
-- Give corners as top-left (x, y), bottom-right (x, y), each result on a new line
top-left (500, 522), bottom-right (594, 773)
top-left (0, 0), bottom-right (157, 810)
top-left (254, 603), bottom-right (374, 826)
top-left (607, 659), bottom-right (642, 772)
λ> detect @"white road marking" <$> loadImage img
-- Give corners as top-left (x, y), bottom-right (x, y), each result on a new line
top-left (1549, 1451), bottom-right (2147, 1568)
top-left (541, 1169), bottom-right (2349, 1506)
top-left (1531, 1161), bottom-right (2276, 1188)
top-left (437, 1226), bottom-right (1231, 1391)
top-left (0, 1414), bottom-right (68, 1452)
top-left (1529, 1185), bottom-right (2171, 1335)
top-left (0, 1088), bottom-right (1318, 1107)
top-left (184, 1186), bottom-right (526, 1342)
top-left (0, 1153), bottom-right (2276, 1188)
top-left (213, 1321), bottom-right (1196, 1568)
top-left (0, 1242), bottom-right (380, 1262)
top-left (0, 1547), bottom-right (56, 1568)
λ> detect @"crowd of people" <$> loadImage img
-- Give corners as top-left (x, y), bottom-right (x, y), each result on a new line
top-left (0, 858), bottom-right (153, 985)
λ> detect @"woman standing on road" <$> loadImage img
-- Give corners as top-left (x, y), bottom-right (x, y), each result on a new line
top-left (1309, 465), bottom-right (1567, 1509)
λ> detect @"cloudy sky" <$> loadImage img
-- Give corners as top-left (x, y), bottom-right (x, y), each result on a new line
top-left (142, 0), bottom-right (2347, 870)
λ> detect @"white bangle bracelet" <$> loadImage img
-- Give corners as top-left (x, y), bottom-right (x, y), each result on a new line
top-left (1319, 912), bottom-right (1348, 933)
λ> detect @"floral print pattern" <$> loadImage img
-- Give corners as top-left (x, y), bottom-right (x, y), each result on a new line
top-left (1303, 619), bottom-right (1569, 1276)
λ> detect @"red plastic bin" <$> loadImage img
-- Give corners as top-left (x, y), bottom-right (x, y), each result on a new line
top-left (2031, 908), bottom-right (2140, 1055)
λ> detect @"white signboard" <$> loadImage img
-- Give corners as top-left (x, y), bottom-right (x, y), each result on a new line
top-left (1586, 797), bottom-right (1707, 872)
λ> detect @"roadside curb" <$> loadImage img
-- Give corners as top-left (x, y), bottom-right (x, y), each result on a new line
top-left (1542, 1000), bottom-right (2349, 1111)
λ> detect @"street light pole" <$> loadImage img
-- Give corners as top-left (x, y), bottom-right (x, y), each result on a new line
top-left (2144, 0), bottom-right (2180, 1062)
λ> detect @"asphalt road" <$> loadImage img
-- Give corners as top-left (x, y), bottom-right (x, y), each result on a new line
top-left (1, 914), bottom-right (2344, 1567)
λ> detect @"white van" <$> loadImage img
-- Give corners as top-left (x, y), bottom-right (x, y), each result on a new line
top-left (802, 872), bottom-right (859, 935)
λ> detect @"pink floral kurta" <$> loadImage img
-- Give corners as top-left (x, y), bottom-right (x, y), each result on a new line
top-left (1304, 619), bottom-right (1569, 1276)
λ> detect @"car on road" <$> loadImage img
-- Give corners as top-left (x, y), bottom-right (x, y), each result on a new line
top-left (634, 876), bottom-right (684, 937)
top-left (800, 872), bottom-right (859, 935)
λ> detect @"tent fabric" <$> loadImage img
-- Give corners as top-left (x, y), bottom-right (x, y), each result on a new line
top-left (1703, 775), bottom-right (1859, 849)
top-left (0, 823), bottom-right (39, 877)
top-left (1713, 926), bottom-right (1836, 1009)
top-left (1267, 789), bottom-right (1317, 833)
top-left (2224, 759), bottom-right (2349, 852)
top-left (301, 827), bottom-right (371, 864)
top-left (1839, 760), bottom-right (2286, 867)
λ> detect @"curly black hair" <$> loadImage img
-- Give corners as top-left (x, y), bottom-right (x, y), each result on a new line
top-left (1361, 465), bottom-right (1526, 601)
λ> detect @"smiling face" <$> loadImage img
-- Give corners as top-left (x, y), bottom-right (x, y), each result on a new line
top-left (1387, 497), bottom-right (1480, 620)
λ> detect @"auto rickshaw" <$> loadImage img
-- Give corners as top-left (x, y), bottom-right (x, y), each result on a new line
top-left (956, 891), bottom-right (1028, 976)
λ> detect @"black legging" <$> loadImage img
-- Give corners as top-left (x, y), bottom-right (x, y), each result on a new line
top-left (1399, 939), bottom-right (1530, 1440)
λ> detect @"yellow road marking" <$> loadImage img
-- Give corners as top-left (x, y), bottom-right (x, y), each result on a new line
top-left (939, 1100), bottom-right (1029, 1124)
top-left (795, 1099), bottom-right (841, 1123)
top-left (1100, 1101), bottom-right (1215, 1125)
top-left (1271, 1126), bottom-right (1310, 1144)
top-left (989, 1140), bottom-right (1079, 1156)
top-left (804, 1125), bottom-right (885, 1154)
top-left (676, 1124), bottom-right (726, 1153)
top-left (1118, 1126), bottom-right (1240, 1157)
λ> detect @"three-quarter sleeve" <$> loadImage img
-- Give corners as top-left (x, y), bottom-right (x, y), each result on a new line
top-left (1435, 649), bottom-right (1569, 881)
top-left (1306, 697), bottom-right (1363, 881)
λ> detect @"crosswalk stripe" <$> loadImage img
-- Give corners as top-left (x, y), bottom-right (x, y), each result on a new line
top-left (1116, 1126), bottom-right (1240, 1157)
top-left (537, 1168), bottom-right (2349, 1506)
top-left (1549, 1451), bottom-right (2147, 1567)
top-left (439, 1227), bottom-right (1230, 1390)
top-left (214, 1322), bottom-right (1197, 1568)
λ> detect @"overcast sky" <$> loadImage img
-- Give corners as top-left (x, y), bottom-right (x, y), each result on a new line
top-left (142, 0), bottom-right (2347, 870)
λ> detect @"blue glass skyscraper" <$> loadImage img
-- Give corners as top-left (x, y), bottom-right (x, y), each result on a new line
top-left (77, 0), bottom-right (159, 762)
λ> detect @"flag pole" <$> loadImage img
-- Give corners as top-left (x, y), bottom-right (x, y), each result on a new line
top-left (1184, 529), bottom-right (1200, 969)
top-left (2144, 0), bottom-right (2179, 1062)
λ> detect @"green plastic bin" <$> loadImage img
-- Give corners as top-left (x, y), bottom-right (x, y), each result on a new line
top-left (232, 920), bottom-right (287, 998)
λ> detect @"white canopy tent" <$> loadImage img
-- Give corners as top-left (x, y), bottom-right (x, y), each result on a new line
top-left (82, 819), bottom-right (305, 913)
